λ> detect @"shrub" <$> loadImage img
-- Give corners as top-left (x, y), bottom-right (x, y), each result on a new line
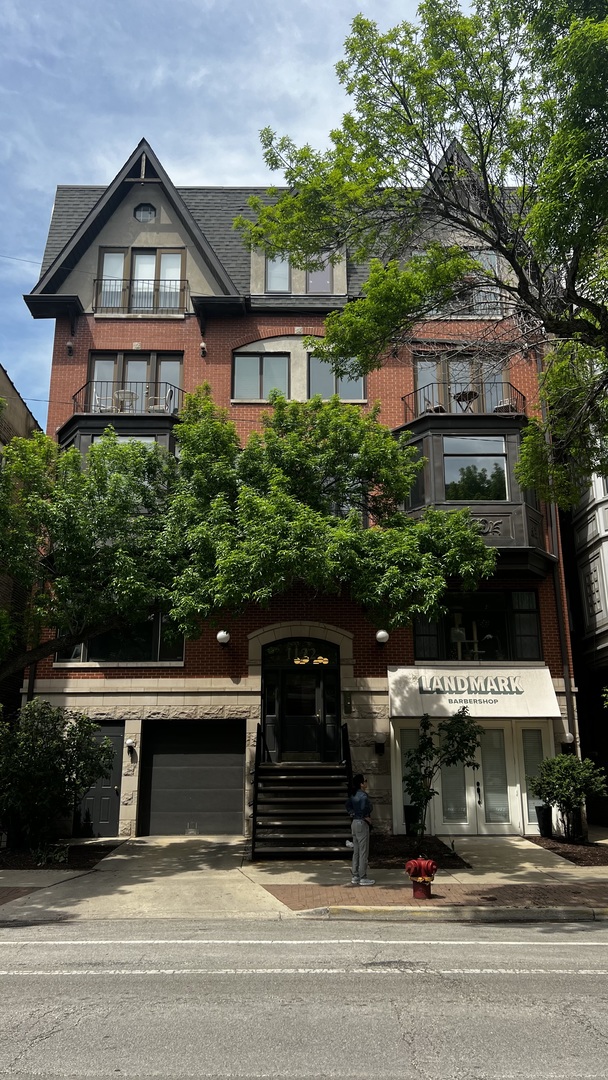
top-left (0, 700), bottom-right (114, 849)
top-left (528, 755), bottom-right (607, 842)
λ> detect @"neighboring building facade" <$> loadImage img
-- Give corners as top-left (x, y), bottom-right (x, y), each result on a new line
top-left (564, 480), bottom-right (608, 823)
top-left (24, 140), bottom-right (577, 842)
top-left (0, 365), bottom-right (41, 715)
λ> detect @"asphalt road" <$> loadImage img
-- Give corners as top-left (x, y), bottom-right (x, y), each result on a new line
top-left (1, 918), bottom-right (608, 1079)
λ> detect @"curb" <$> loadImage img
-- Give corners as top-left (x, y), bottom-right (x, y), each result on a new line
top-left (296, 904), bottom-right (608, 923)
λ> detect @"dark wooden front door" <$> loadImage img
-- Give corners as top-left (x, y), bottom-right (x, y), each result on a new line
top-left (79, 724), bottom-right (123, 837)
top-left (262, 638), bottom-right (340, 762)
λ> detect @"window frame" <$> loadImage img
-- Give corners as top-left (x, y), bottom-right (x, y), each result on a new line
top-left (89, 350), bottom-right (182, 414)
top-left (443, 434), bottom-right (508, 502)
top-left (307, 354), bottom-right (365, 401)
top-left (96, 247), bottom-right (186, 313)
top-left (54, 613), bottom-right (185, 667)
top-left (413, 590), bottom-right (542, 663)
top-left (306, 260), bottom-right (333, 294)
top-left (265, 256), bottom-right (291, 293)
top-left (232, 351), bottom-right (290, 401)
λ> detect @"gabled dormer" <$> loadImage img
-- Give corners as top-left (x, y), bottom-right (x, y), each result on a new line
top-left (24, 139), bottom-right (246, 326)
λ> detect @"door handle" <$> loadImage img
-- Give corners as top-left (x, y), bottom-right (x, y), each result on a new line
top-left (476, 781), bottom-right (482, 805)
top-left (114, 786), bottom-right (119, 794)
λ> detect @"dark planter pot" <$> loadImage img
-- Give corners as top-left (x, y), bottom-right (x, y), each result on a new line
top-left (535, 804), bottom-right (553, 838)
top-left (411, 880), bottom-right (432, 899)
top-left (404, 804), bottom-right (420, 837)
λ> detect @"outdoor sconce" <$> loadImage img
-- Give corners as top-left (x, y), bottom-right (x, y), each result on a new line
top-left (66, 341), bottom-right (74, 357)
top-left (374, 732), bottom-right (388, 756)
top-left (125, 738), bottom-right (136, 758)
top-left (375, 629), bottom-right (389, 645)
top-left (216, 630), bottom-right (231, 646)
top-left (200, 341), bottom-right (207, 358)
top-left (561, 731), bottom-right (575, 753)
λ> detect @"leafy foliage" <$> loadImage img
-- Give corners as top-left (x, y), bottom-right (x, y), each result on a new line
top-left (0, 430), bottom-right (178, 683)
top-left (0, 389), bottom-right (495, 680)
top-left (165, 388), bottom-right (495, 636)
top-left (0, 700), bottom-right (114, 848)
top-left (403, 709), bottom-right (484, 839)
top-left (236, 1), bottom-right (608, 497)
top-left (528, 754), bottom-right (607, 841)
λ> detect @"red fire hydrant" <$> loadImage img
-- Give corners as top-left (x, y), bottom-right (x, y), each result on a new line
top-left (405, 857), bottom-right (438, 899)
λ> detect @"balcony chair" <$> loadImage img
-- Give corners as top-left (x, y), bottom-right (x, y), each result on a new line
top-left (93, 391), bottom-right (117, 413)
top-left (493, 399), bottom-right (518, 414)
top-left (147, 386), bottom-right (175, 414)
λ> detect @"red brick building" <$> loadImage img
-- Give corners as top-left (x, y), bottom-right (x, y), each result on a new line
top-left (24, 140), bottom-right (577, 847)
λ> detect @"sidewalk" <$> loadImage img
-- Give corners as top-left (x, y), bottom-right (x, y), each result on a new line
top-left (246, 833), bottom-right (608, 922)
top-left (0, 833), bottom-right (607, 924)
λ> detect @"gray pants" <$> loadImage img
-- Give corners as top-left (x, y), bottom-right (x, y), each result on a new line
top-left (351, 819), bottom-right (370, 881)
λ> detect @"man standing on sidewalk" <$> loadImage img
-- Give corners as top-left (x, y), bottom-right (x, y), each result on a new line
top-left (346, 774), bottom-right (375, 886)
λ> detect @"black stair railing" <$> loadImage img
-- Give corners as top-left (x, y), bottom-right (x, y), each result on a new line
top-left (341, 723), bottom-right (353, 793)
top-left (251, 723), bottom-right (271, 859)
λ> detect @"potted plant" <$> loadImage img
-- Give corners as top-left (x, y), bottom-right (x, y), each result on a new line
top-left (405, 857), bottom-right (438, 899)
top-left (528, 755), bottom-right (607, 842)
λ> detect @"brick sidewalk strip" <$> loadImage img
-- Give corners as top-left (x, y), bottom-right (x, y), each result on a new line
top-left (264, 881), bottom-right (608, 912)
top-left (0, 887), bottom-right (40, 907)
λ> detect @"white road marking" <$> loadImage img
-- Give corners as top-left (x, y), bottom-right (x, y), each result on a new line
top-left (1, 967), bottom-right (608, 976)
top-left (1, 937), bottom-right (608, 947)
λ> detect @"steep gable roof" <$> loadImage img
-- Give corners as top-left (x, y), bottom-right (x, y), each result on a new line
top-left (29, 139), bottom-right (239, 302)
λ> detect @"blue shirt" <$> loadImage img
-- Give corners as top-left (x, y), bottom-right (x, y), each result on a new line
top-left (346, 789), bottom-right (373, 820)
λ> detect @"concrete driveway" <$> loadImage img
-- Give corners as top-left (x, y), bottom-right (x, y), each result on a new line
top-left (0, 837), bottom-right (292, 923)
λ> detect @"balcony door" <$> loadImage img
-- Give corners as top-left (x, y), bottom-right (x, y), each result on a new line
top-left (416, 355), bottom-right (502, 414)
top-left (90, 352), bottom-right (181, 414)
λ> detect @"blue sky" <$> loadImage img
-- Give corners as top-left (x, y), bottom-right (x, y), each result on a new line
top-left (0, 0), bottom-right (418, 430)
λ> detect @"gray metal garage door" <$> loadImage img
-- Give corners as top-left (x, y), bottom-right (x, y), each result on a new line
top-left (137, 719), bottom-right (245, 836)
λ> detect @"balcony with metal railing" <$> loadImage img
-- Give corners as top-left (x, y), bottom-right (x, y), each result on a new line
top-left (402, 382), bottom-right (526, 423)
top-left (93, 278), bottom-right (190, 314)
top-left (72, 381), bottom-right (184, 416)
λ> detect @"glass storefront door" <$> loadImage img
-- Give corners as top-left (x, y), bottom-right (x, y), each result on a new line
top-left (397, 721), bottom-right (552, 835)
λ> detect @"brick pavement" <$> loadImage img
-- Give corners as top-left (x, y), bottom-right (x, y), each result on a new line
top-left (0, 887), bottom-right (39, 907)
top-left (264, 880), bottom-right (608, 911)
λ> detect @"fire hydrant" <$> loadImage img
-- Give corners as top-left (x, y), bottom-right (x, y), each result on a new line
top-left (405, 857), bottom-right (438, 899)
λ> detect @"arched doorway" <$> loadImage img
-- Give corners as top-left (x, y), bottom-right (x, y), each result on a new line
top-left (262, 638), bottom-right (341, 761)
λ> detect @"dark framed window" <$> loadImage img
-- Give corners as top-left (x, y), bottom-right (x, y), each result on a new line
top-left (89, 351), bottom-right (182, 414)
top-left (308, 355), bottom-right (364, 400)
top-left (407, 442), bottom-right (425, 508)
top-left (415, 354), bottom-right (503, 414)
top-left (306, 261), bottom-right (333, 294)
top-left (233, 353), bottom-right (289, 399)
top-left (134, 203), bottom-right (156, 223)
top-left (265, 256), bottom-right (290, 293)
top-left (414, 591), bottom-right (541, 662)
top-left (56, 614), bottom-right (184, 664)
top-left (96, 247), bottom-right (186, 313)
top-left (443, 435), bottom-right (507, 500)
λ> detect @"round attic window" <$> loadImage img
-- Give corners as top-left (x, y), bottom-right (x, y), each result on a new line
top-left (134, 203), bottom-right (156, 223)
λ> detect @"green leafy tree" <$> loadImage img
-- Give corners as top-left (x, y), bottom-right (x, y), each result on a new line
top-left (163, 388), bottom-right (495, 636)
top-left (0, 430), bottom-right (178, 685)
top-left (403, 708), bottom-right (484, 839)
top-left (528, 754), bottom-right (607, 841)
top-left (236, 1), bottom-right (608, 503)
top-left (0, 700), bottom-right (114, 849)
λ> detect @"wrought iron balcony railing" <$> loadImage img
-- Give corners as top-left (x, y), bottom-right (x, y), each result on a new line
top-left (93, 278), bottom-right (190, 314)
top-left (402, 382), bottom-right (526, 423)
top-left (72, 381), bottom-right (183, 416)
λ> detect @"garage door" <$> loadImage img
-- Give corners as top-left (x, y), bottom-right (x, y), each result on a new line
top-left (137, 719), bottom-right (245, 836)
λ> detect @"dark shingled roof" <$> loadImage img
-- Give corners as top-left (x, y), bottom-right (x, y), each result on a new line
top-left (41, 186), bottom-right (369, 298)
